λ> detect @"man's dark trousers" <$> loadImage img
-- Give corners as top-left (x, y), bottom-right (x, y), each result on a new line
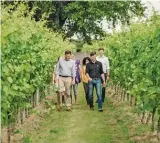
top-left (101, 73), bottom-right (107, 102)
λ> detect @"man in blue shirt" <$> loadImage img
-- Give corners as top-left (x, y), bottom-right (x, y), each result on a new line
top-left (55, 50), bottom-right (76, 111)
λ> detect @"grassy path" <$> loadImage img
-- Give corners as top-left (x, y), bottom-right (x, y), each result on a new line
top-left (23, 84), bottom-right (150, 143)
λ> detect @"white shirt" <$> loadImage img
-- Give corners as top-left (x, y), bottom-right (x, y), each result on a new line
top-left (96, 55), bottom-right (110, 73)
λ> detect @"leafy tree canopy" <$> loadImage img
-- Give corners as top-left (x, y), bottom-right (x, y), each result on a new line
top-left (3, 1), bottom-right (145, 44)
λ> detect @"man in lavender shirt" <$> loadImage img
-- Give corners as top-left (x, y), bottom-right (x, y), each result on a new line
top-left (55, 50), bottom-right (76, 111)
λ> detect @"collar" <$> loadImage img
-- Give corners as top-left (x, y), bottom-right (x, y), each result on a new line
top-left (97, 55), bottom-right (105, 58)
top-left (64, 58), bottom-right (71, 61)
top-left (91, 60), bottom-right (98, 64)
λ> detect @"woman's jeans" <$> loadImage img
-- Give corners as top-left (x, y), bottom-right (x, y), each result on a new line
top-left (70, 83), bottom-right (78, 103)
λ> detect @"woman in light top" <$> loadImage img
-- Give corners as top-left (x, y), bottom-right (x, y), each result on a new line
top-left (81, 57), bottom-right (91, 105)
top-left (70, 55), bottom-right (81, 104)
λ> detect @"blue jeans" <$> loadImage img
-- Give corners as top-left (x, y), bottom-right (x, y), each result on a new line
top-left (88, 78), bottom-right (102, 109)
top-left (70, 83), bottom-right (78, 103)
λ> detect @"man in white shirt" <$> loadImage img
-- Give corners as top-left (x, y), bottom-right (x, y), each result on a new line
top-left (96, 48), bottom-right (110, 103)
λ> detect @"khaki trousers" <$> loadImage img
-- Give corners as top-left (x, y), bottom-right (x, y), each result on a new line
top-left (58, 76), bottom-right (72, 108)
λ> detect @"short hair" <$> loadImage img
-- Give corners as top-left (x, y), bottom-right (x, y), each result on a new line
top-left (90, 51), bottom-right (96, 56)
top-left (98, 48), bottom-right (104, 51)
top-left (65, 50), bottom-right (71, 55)
top-left (82, 57), bottom-right (91, 65)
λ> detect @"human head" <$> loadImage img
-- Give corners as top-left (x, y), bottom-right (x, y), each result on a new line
top-left (98, 47), bottom-right (104, 57)
top-left (82, 57), bottom-right (91, 65)
top-left (90, 51), bottom-right (96, 62)
top-left (71, 54), bottom-right (75, 60)
top-left (65, 50), bottom-right (72, 60)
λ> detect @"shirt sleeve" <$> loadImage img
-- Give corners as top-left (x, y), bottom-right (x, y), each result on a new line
top-left (55, 60), bottom-right (60, 76)
top-left (106, 57), bottom-right (110, 71)
top-left (100, 63), bottom-right (104, 75)
top-left (54, 65), bottom-right (57, 73)
top-left (72, 61), bottom-right (76, 77)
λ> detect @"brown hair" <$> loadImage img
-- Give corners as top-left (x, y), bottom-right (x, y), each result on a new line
top-left (90, 51), bottom-right (96, 56)
top-left (82, 57), bottom-right (91, 65)
top-left (98, 48), bottom-right (104, 51)
top-left (65, 50), bottom-right (71, 55)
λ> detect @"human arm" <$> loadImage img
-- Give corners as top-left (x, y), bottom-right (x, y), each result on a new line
top-left (79, 65), bottom-right (82, 80)
top-left (54, 61), bottom-right (60, 83)
top-left (53, 71), bottom-right (56, 83)
top-left (100, 63), bottom-right (106, 87)
top-left (86, 63), bottom-right (92, 81)
top-left (106, 57), bottom-right (110, 81)
top-left (71, 61), bottom-right (76, 85)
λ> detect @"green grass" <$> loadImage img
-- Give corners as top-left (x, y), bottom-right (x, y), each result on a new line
top-left (23, 84), bottom-right (150, 143)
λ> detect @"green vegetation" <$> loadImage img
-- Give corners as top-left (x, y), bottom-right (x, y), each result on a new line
top-left (1, 1), bottom-right (160, 143)
top-left (83, 13), bottom-right (160, 132)
top-left (3, 1), bottom-right (145, 43)
top-left (1, 4), bottom-right (74, 125)
top-left (22, 85), bottom-right (150, 143)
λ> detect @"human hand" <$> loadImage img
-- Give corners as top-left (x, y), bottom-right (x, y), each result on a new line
top-left (54, 77), bottom-right (57, 83)
top-left (72, 80), bottom-right (75, 85)
top-left (88, 77), bottom-right (92, 81)
top-left (103, 81), bottom-right (106, 87)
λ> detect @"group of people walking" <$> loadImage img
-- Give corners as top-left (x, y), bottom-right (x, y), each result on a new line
top-left (53, 48), bottom-right (110, 112)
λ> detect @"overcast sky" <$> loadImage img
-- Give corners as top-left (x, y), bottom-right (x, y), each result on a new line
top-left (73, 0), bottom-right (160, 40)
top-left (145, 0), bottom-right (160, 12)
top-left (143, 0), bottom-right (160, 16)
top-left (102, 0), bottom-right (160, 33)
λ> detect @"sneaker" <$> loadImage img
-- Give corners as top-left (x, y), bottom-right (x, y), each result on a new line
top-left (75, 102), bottom-right (79, 105)
top-left (90, 107), bottom-right (94, 110)
top-left (98, 108), bottom-right (103, 112)
top-left (66, 108), bottom-right (71, 111)
top-left (57, 107), bottom-right (62, 112)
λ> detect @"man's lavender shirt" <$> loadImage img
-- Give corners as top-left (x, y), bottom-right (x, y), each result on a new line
top-left (56, 57), bottom-right (76, 77)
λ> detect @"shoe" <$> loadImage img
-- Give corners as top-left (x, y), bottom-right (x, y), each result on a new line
top-left (57, 107), bottom-right (62, 112)
top-left (66, 108), bottom-right (71, 111)
top-left (90, 107), bottom-right (94, 110)
top-left (98, 108), bottom-right (103, 112)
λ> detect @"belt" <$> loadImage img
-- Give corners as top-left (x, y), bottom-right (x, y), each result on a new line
top-left (59, 75), bottom-right (71, 78)
top-left (92, 77), bottom-right (101, 80)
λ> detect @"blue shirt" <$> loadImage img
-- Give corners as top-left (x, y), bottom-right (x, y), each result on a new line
top-left (56, 57), bottom-right (76, 77)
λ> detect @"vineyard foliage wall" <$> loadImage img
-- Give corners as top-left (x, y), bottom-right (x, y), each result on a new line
top-left (84, 14), bottom-right (160, 128)
top-left (1, 4), bottom-right (74, 125)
